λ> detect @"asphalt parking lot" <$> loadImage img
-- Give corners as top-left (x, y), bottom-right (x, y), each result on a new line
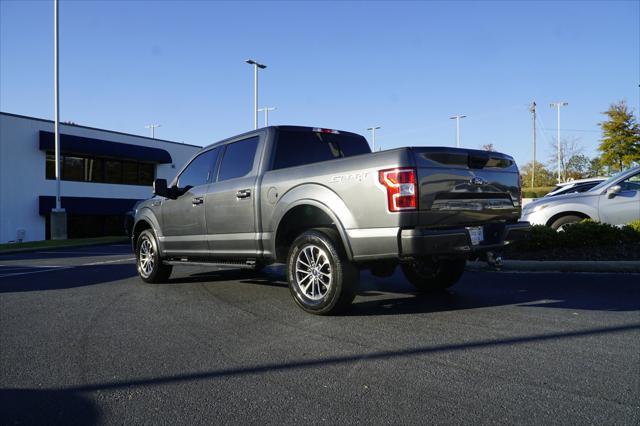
top-left (0, 244), bottom-right (638, 425)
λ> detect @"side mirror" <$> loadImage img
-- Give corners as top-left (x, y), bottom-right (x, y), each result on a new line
top-left (153, 178), bottom-right (171, 198)
top-left (607, 185), bottom-right (622, 199)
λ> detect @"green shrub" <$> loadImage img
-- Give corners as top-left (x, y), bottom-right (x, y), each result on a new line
top-left (515, 224), bottom-right (558, 250)
top-left (624, 219), bottom-right (640, 233)
top-left (521, 186), bottom-right (554, 199)
top-left (513, 219), bottom-right (640, 251)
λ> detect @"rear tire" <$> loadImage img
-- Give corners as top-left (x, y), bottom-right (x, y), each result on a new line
top-left (287, 228), bottom-right (358, 315)
top-left (401, 258), bottom-right (466, 292)
top-left (550, 215), bottom-right (583, 231)
top-left (136, 229), bottom-right (172, 283)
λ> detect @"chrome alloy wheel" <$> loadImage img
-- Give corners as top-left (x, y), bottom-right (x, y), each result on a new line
top-left (295, 244), bottom-right (332, 300)
top-left (138, 237), bottom-right (155, 278)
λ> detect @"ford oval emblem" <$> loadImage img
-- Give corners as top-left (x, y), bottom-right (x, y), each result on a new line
top-left (470, 176), bottom-right (487, 185)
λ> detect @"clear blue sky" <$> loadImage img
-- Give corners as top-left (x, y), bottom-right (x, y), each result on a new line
top-left (1, 0), bottom-right (639, 167)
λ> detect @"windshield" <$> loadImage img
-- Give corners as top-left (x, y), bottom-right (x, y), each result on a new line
top-left (589, 169), bottom-right (631, 192)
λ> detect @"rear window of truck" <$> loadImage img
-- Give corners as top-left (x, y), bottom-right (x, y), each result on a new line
top-left (272, 129), bottom-right (370, 170)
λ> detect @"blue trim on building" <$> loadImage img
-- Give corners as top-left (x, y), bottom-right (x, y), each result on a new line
top-left (39, 196), bottom-right (141, 216)
top-left (39, 131), bottom-right (173, 164)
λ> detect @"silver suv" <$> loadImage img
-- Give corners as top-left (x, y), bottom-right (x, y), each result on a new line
top-left (522, 167), bottom-right (640, 230)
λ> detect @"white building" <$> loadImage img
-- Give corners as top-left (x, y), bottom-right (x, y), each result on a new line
top-left (0, 112), bottom-right (201, 243)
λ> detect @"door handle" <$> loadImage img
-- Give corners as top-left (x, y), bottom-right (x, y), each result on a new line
top-left (192, 197), bottom-right (204, 205)
top-left (236, 189), bottom-right (251, 199)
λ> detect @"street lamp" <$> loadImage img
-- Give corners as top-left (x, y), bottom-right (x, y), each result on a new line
top-left (257, 107), bottom-right (276, 127)
top-left (245, 59), bottom-right (267, 130)
top-left (449, 115), bottom-right (467, 148)
top-left (50, 0), bottom-right (66, 240)
top-left (145, 124), bottom-right (161, 139)
top-left (366, 126), bottom-right (381, 151)
top-left (550, 102), bottom-right (568, 182)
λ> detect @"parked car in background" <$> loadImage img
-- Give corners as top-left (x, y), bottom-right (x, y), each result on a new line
top-left (522, 166), bottom-right (640, 230)
top-left (544, 177), bottom-right (606, 198)
top-left (132, 125), bottom-right (528, 315)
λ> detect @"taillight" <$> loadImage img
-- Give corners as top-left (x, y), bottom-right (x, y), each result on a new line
top-left (517, 173), bottom-right (522, 206)
top-left (378, 168), bottom-right (418, 212)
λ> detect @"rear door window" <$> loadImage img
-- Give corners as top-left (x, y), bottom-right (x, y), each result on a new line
top-left (217, 137), bottom-right (260, 181)
top-left (272, 129), bottom-right (370, 170)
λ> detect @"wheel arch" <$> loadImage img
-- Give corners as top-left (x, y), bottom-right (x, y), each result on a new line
top-left (545, 211), bottom-right (591, 228)
top-left (273, 201), bottom-right (353, 263)
top-left (132, 209), bottom-right (162, 253)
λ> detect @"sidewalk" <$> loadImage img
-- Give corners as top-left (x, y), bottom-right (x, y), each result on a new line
top-left (467, 260), bottom-right (640, 273)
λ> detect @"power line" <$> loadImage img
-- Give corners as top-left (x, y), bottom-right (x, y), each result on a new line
top-left (543, 128), bottom-right (600, 133)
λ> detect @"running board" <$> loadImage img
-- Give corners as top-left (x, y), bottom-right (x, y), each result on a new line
top-left (162, 259), bottom-right (257, 269)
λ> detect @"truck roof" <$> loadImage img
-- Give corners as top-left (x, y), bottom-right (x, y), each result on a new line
top-left (203, 125), bottom-right (366, 150)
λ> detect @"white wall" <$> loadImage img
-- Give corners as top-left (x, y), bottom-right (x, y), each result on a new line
top-left (0, 113), bottom-right (201, 243)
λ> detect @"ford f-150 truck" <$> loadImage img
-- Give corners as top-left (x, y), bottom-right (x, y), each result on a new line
top-left (133, 126), bottom-right (529, 314)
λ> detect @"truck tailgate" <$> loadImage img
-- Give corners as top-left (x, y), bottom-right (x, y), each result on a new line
top-left (411, 147), bottom-right (521, 227)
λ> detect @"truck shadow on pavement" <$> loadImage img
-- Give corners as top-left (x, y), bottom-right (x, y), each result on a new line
top-left (0, 244), bottom-right (132, 262)
top-left (167, 266), bottom-right (640, 314)
top-left (2, 262), bottom-right (638, 314)
top-left (0, 264), bottom-right (137, 293)
top-left (350, 269), bottom-right (640, 315)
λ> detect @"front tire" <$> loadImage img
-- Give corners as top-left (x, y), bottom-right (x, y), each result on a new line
top-left (401, 257), bottom-right (466, 292)
top-left (287, 229), bottom-right (359, 315)
top-left (136, 229), bottom-right (172, 283)
top-left (550, 215), bottom-right (583, 231)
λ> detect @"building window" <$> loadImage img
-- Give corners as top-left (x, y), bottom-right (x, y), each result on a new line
top-left (46, 153), bottom-right (155, 186)
top-left (139, 163), bottom-right (154, 184)
top-left (122, 161), bottom-right (139, 185)
top-left (86, 158), bottom-right (104, 182)
top-left (104, 160), bottom-right (122, 184)
top-left (63, 156), bottom-right (85, 181)
top-left (46, 154), bottom-right (56, 179)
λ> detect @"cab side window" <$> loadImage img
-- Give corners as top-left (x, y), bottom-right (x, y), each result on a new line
top-left (619, 174), bottom-right (640, 192)
top-left (178, 148), bottom-right (219, 188)
top-left (217, 137), bottom-right (260, 182)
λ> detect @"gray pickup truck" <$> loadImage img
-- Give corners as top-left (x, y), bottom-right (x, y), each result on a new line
top-left (133, 126), bottom-right (528, 314)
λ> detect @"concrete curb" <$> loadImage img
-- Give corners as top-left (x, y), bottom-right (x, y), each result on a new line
top-left (0, 239), bottom-right (129, 255)
top-left (467, 260), bottom-right (640, 273)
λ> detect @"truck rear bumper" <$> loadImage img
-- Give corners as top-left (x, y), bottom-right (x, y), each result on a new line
top-left (399, 222), bottom-right (530, 257)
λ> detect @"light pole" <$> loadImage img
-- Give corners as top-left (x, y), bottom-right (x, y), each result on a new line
top-left (529, 101), bottom-right (537, 188)
top-left (550, 101), bottom-right (568, 182)
top-left (145, 124), bottom-right (161, 139)
top-left (257, 107), bottom-right (276, 127)
top-left (449, 115), bottom-right (467, 148)
top-left (50, 0), bottom-right (66, 240)
top-left (245, 59), bottom-right (267, 129)
top-left (366, 126), bottom-right (381, 151)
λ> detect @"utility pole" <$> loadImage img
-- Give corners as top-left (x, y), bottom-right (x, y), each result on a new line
top-left (529, 101), bottom-right (537, 188)
top-left (50, 0), bottom-right (66, 240)
top-left (145, 124), bottom-right (161, 139)
top-left (449, 115), bottom-right (467, 148)
top-left (550, 102), bottom-right (568, 182)
top-left (366, 126), bottom-right (381, 151)
top-left (245, 59), bottom-right (267, 129)
top-left (257, 107), bottom-right (276, 127)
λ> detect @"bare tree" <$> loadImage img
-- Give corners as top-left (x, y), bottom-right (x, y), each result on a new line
top-left (481, 143), bottom-right (495, 151)
top-left (548, 136), bottom-right (583, 182)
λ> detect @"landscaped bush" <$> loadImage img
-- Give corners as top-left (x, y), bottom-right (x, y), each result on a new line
top-left (513, 220), bottom-right (640, 251)
top-left (521, 186), bottom-right (555, 199)
top-left (625, 219), bottom-right (640, 234)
